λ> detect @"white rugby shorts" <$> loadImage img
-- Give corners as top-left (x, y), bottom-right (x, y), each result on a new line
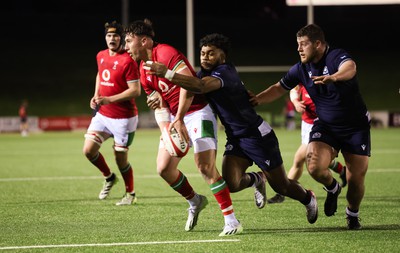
top-left (301, 120), bottom-right (313, 145)
top-left (159, 104), bottom-right (218, 153)
top-left (88, 113), bottom-right (138, 146)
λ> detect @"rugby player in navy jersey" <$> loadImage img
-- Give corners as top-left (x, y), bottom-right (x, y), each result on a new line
top-left (144, 33), bottom-right (319, 226)
top-left (251, 24), bottom-right (370, 230)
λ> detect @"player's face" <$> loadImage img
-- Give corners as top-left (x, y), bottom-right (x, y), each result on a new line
top-left (124, 34), bottom-right (146, 62)
top-left (105, 33), bottom-right (121, 52)
top-left (200, 45), bottom-right (225, 71)
top-left (297, 36), bottom-right (318, 64)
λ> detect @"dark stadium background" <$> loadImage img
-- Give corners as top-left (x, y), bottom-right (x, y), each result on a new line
top-left (1, 0), bottom-right (399, 117)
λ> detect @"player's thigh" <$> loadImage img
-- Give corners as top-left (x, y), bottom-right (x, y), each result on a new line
top-left (110, 116), bottom-right (138, 147)
top-left (342, 152), bottom-right (369, 178)
top-left (306, 141), bottom-right (336, 170)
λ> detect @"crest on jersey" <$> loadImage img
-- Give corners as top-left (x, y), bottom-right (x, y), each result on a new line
top-left (312, 132), bottom-right (322, 139)
top-left (323, 66), bottom-right (329, 75)
top-left (113, 61), bottom-right (119, 70)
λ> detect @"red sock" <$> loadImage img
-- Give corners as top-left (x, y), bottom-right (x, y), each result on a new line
top-left (211, 177), bottom-right (234, 216)
top-left (120, 164), bottom-right (134, 193)
top-left (336, 162), bottom-right (344, 174)
top-left (170, 171), bottom-right (195, 200)
top-left (330, 160), bottom-right (344, 174)
top-left (90, 152), bottom-right (111, 177)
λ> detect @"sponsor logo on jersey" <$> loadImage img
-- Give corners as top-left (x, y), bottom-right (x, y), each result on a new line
top-left (100, 69), bottom-right (114, 87)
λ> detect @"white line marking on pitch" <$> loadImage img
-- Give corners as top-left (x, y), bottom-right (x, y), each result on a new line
top-left (0, 239), bottom-right (240, 250)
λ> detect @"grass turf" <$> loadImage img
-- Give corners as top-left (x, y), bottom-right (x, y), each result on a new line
top-left (0, 128), bottom-right (399, 252)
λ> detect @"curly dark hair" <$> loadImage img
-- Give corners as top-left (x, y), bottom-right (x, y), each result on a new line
top-left (124, 18), bottom-right (155, 38)
top-left (199, 33), bottom-right (231, 56)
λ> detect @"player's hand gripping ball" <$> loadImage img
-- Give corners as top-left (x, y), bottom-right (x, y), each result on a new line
top-left (161, 124), bottom-right (189, 157)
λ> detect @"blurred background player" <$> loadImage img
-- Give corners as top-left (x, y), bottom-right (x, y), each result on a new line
top-left (283, 96), bottom-right (296, 130)
top-left (124, 19), bottom-right (243, 236)
top-left (82, 21), bottom-right (141, 206)
top-left (267, 84), bottom-right (347, 204)
top-left (19, 99), bottom-right (29, 137)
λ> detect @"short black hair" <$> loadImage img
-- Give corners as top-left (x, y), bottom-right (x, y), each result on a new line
top-left (296, 24), bottom-right (326, 44)
top-left (124, 18), bottom-right (155, 38)
top-left (199, 33), bottom-right (231, 56)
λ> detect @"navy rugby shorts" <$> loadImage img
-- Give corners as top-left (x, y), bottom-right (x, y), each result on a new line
top-left (223, 130), bottom-right (283, 171)
top-left (309, 120), bottom-right (371, 156)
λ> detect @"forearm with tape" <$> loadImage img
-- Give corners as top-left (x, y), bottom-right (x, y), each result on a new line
top-left (154, 107), bottom-right (171, 124)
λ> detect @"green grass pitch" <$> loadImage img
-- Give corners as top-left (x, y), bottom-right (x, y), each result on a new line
top-left (0, 128), bottom-right (399, 252)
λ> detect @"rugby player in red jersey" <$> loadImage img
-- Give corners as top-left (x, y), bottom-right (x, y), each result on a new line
top-left (124, 19), bottom-right (249, 236)
top-left (83, 21), bottom-right (141, 206)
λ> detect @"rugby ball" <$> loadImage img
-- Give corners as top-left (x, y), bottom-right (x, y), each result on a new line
top-left (161, 125), bottom-right (189, 157)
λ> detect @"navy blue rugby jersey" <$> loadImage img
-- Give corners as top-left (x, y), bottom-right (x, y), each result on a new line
top-left (280, 47), bottom-right (369, 128)
top-left (197, 63), bottom-right (264, 138)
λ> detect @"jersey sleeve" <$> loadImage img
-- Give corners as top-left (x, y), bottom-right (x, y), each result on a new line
top-left (139, 62), bottom-right (153, 96)
top-left (154, 44), bottom-right (186, 72)
top-left (329, 48), bottom-right (352, 72)
top-left (280, 64), bottom-right (302, 90)
top-left (125, 57), bottom-right (140, 83)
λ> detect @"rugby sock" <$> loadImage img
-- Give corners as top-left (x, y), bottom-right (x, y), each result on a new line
top-left (119, 163), bottom-right (134, 193)
top-left (248, 172), bottom-right (262, 188)
top-left (210, 177), bottom-right (238, 223)
top-left (329, 160), bottom-right (344, 174)
top-left (170, 171), bottom-right (195, 200)
top-left (90, 152), bottom-right (111, 177)
top-left (325, 178), bottom-right (339, 192)
top-left (300, 190), bottom-right (312, 205)
top-left (346, 207), bottom-right (359, 217)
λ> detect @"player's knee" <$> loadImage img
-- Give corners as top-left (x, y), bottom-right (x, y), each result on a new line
top-left (306, 151), bottom-right (318, 174)
top-left (196, 163), bottom-right (214, 177)
top-left (227, 184), bottom-right (241, 193)
top-left (156, 166), bottom-right (169, 179)
top-left (82, 145), bottom-right (97, 159)
top-left (82, 148), bottom-right (92, 159)
top-left (224, 177), bottom-right (242, 193)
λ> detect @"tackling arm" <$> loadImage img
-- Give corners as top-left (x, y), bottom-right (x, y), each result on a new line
top-left (250, 82), bottom-right (288, 106)
top-left (169, 62), bottom-right (196, 142)
top-left (143, 61), bottom-right (221, 94)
